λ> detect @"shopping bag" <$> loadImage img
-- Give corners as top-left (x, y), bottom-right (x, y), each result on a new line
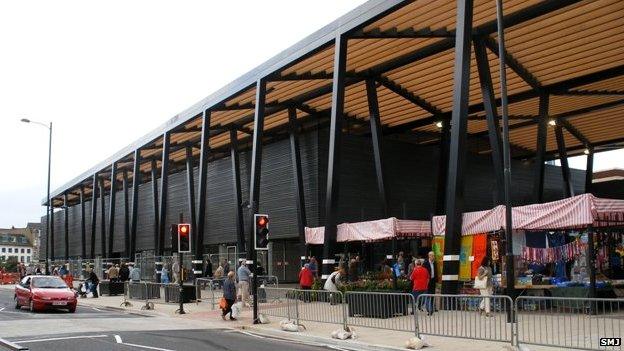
top-left (219, 297), bottom-right (228, 310)
top-left (231, 302), bottom-right (243, 318)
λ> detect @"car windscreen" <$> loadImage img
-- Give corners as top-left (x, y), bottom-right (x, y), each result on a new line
top-left (31, 277), bottom-right (68, 289)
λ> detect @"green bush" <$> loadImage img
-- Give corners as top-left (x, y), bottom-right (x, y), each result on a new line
top-left (0, 257), bottom-right (18, 273)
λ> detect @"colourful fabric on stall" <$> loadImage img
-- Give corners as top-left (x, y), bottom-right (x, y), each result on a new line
top-left (471, 234), bottom-right (487, 278)
top-left (547, 232), bottom-right (567, 279)
top-left (432, 236), bottom-right (445, 282)
top-left (459, 235), bottom-right (474, 281)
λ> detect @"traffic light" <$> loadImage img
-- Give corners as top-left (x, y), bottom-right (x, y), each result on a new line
top-left (178, 223), bottom-right (191, 253)
top-left (254, 214), bottom-right (269, 250)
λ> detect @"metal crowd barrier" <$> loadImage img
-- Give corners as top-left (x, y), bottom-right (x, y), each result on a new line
top-left (515, 296), bottom-right (624, 351)
top-left (415, 293), bottom-right (514, 343)
top-left (346, 291), bottom-right (416, 334)
top-left (257, 287), bottom-right (298, 321)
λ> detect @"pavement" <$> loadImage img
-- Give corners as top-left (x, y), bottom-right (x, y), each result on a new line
top-left (0, 284), bottom-right (599, 351)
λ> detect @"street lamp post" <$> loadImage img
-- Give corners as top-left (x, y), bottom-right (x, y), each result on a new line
top-left (21, 118), bottom-right (52, 275)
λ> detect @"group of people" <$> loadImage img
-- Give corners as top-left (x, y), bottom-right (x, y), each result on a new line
top-left (220, 260), bottom-right (253, 321)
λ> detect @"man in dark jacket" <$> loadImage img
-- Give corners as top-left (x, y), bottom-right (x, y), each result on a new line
top-left (87, 268), bottom-right (100, 298)
top-left (222, 271), bottom-right (237, 321)
top-left (119, 263), bottom-right (130, 282)
top-left (424, 251), bottom-right (436, 295)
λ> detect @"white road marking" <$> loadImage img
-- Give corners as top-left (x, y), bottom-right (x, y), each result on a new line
top-left (121, 342), bottom-right (175, 351)
top-left (114, 335), bottom-right (123, 343)
top-left (0, 307), bottom-right (5, 311)
top-left (92, 307), bottom-right (102, 311)
top-left (14, 334), bottom-right (109, 343)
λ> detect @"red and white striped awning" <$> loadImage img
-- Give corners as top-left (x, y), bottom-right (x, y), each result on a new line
top-left (433, 194), bottom-right (624, 236)
top-left (304, 217), bottom-right (431, 244)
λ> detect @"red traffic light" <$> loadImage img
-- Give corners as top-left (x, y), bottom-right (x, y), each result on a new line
top-left (178, 224), bottom-right (190, 236)
top-left (257, 216), bottom-right (268, 227)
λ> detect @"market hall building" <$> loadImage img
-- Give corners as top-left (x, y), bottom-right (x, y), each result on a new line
top-left (41, 0), bottom-right (623, 285)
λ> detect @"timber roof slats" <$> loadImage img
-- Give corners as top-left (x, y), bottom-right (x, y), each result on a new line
top-left (47, 0), bottom-right (624, 205)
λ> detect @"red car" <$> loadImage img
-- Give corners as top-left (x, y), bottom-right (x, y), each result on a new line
top-left (14, 275), bottom-right (77, 313)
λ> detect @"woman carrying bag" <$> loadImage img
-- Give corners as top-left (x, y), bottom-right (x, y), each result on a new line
top-left (475, 257), bottom-right (493, 317)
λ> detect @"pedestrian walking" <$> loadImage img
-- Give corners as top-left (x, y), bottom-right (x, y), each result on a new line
top-left (130, 264), bottom-right (141, 282)
top-left (107, 264), bottom-right (119, 282)
top-left (308, 257), bottom-right (318, 278)
top-left (299, 264), bottom-right (314, 302)
top-left (161, 265), bottom-right (170, 284)
top-left (204, 258), bottom-right (213, 278)
top-left (221, 271), bottom-right (237, 321)
top-left (119, 263), bottom-right (130, 282)
top-left (222, 259), bottom-right (230, 275)
top-left (410, 259), bottom-right (431, 315)
top-left (323, 267), bottom-right (344, 305)
top-left (87, 268), bottom-right (100, 298)
top-left (236, 261), bottom-right (251, 307)
top-left (476, 257), bottom-right (493, 317)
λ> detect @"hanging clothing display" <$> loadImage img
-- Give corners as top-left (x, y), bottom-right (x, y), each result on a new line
top-left (547, 232), bottom-right (567, 279)
top-left (471, 234), bottom-right (487, 278)
top-left (432, 236), bottom-right (445, 281)
top-left (512, 230), bottom-right (526, 255)
top-left (459, 235), bottom-right (473, 281)
top-left (521, 239), bottom-right (586, 265)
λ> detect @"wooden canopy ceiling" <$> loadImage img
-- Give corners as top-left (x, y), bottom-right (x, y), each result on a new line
top-left (50, 0), bottom-right (624, 207)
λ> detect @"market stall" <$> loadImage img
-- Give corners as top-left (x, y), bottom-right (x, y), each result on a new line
top-left (432, 194), bottom-right (624, 297)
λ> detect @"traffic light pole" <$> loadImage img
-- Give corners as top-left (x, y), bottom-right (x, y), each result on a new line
top-left (177, 250), bottom-right (186, 314)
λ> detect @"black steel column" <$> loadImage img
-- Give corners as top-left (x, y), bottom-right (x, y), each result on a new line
top-left (64, 192), bottom-right (69, 260)
top-left (158, 132), bottom-right (170, 256)
top-left (80, 186), bottom-right (86, 259)
top-left (230, 128), bottom-right (245, 254)
top-left (442, 0), bottom-right (474, 295)
top-left (322, 34), bottom-right (348, 281)
top-left (533, 94), bottom-right (549, 203)
top-left (185, 146), bottom-right (197, 248)
top-left (122, 169), bottom-right (130, 259)
top-left (366, 79), bottom-right (389, 217)
top-left (585, 148), bottom-right (594, 194)
top-left (587, 228), bottom-right (597, 301)
top-left (555, 124), bottom-right (574, 198)
top-left (435, 121), bottom-right (450, 215)
top-left (475, 39), bottom-right (504, 205)
top-left (90, 173), bottom-right (98, 259)
top-left (130, 149), bottom-right (141, 261)
top-left (151, 159), bottom-right (159, 255)
top-left (288, 107), bottom-right (307, 265)
top-left (108, 162), bottom-right (117, 258)
top-left (99, 176), bottom-right (106, 258)
top-left (247, 78), bottom-right (267, 324)
top-left (196, 111), bottom-right (210, 261)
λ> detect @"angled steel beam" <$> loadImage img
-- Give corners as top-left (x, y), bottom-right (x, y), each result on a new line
top-left (475, 39), bottom-right (504, 205)
top-left (555, 125), bottom-right (574, 198)
top-left (185, 146), bottom-right (197, 256)
top-left (99, 176), bottom-right (106, 258)
top-left (122, 169), bottom-right (130, 259)
top-left (130, 149), bottom-right (141, 261)
top-left (483, 36), bottom-right (542, 92)
top-left (560, 119), bottom-right (590, 146)
top-left (230, 128), bottom-right (245, 254)
top-left (195, 111), bottom-right (210, 261)
top-left (90, 173), bottom-right (98, 258)
top-left (80, 186), bottom-right (86, 259)
top-left (375, 76), bottom-right (443, 116)
top-left (64, 192), bottom-right (69, 260)
top-left (442, 0), bottom-right (474, 295)
top-left (366, 78), bottom-right (389, 217)
top-left (107, 162), bottom-right (117, 258)
top-left (288, 107), bottom-right (308, 259)
top-left (157, 132), bottom-right (170, 256)
top-left (322, 34), bottom-right (348, 280)
top-left (150, 159), bottom-right (159, 254)
top-left (585, 147), bottom-right (594, 194)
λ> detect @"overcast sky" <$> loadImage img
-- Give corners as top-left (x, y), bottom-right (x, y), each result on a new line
top-left (0, 1), bottom-right (621, 228)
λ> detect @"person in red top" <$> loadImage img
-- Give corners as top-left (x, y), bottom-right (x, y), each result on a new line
top-left (410, 259), bottom-right (432, 315)
top-left (299, 263), bottom-right (315, 303)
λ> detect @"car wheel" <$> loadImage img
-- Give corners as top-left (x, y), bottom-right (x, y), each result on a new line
top-left (68, 306), bottom-right (76, 313)
top-left (14, 296), bottom-right (20, 309)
